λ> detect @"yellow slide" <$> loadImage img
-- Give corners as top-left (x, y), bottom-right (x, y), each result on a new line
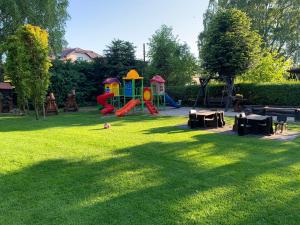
top-left (115, 99), bottom-right (141, 117)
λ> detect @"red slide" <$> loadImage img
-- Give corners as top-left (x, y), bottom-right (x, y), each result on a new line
top-left (97, 93), bottom-right (115, 115)
top-left (115, 99), bottom-right (141, 117)
top-left (145, 101), bottom-right (158, 115)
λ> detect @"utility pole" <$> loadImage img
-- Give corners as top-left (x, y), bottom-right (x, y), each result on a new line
top-left (143, 43), bottom-right (146, 63)
top-left (142, 43), bottom-right (146, 76)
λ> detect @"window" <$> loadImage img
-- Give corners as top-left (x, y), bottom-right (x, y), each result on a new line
top-left (77, 56), bottom-right (84, 61)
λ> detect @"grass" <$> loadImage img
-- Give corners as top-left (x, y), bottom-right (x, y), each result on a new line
top-left (0, 109), bottom-right (299, 225)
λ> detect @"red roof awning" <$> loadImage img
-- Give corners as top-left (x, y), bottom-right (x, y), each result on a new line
top-left (150, 75), bottom-right (165, 83)
top-left (0, 82), bottom-right (14, 90)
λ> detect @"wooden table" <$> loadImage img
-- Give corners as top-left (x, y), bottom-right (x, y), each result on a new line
top-left (235, 114), bottom-right (274, 135)
top-left (188, 111), bottom-right (225, 128)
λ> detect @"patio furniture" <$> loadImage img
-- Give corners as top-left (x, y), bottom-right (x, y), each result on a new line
top-left (274, 115), bottom-right (288, 134)
top-left (295, 109), bottom-right (300, 122)
top-left (245, 105), bottom-right (300, 122)
top-left (188, 110), bottom-right (225, 129)
top-left (235, 114), bottom-right (274, 136)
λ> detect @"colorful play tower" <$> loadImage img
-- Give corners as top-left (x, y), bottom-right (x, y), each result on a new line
top-left (115, 70), bottom-right (144, 116)
top-left (150, 75), bottom-right (166, 109)
top-left (97, 70), bottom-right (179, 116)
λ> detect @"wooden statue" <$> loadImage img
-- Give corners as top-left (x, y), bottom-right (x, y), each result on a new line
top-left (45, 92), bottom-right (58, 115)
top-left (64, 89), bottom-right (79, 112)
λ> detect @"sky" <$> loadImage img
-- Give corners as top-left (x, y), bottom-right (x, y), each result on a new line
top-left (65, 0), bottom-right (210, 59)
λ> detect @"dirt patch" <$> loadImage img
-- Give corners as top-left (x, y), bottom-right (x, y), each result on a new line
top-left (177, 124), bottom-right (300, 142)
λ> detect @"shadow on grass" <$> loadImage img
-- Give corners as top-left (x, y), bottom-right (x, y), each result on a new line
top-left (0, 135), bottom-right (299, 224)
top-left (0, 112), bottom-right (171, 132)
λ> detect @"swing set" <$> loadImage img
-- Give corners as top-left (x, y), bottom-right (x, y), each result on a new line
top-left (193, 75), bottom-right (236, 110)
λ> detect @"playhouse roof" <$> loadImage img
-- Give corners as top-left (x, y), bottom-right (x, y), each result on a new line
top-left (0, 82), bottom-right (14, 90)
top-left (150, 75), bottom-right (165, 83)
top-left (103, 78), bottom-right (121, 85)
top-left (123, 69), bottom-right (143, 80)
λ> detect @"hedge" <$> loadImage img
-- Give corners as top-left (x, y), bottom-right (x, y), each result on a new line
top-left (166, 82), bottom-right (300, 107)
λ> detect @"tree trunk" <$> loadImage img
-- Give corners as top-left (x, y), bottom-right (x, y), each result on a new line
top-left (42, 102), bottom-right (46, 119)
top-left (225, 76), bottom-right (234, 112)
top-left (0, 56), bottom-right (3, 82)
top-left (34, 100), bottom-right (39, 120)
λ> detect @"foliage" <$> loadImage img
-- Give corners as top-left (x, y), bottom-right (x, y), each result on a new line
top-left (238, 49), bottom-right (293, 83)
top-left (104, 39), bottom-right (137, 79)
top-left (199, 9), bottom-right (261, 109)
top-left (167, 81), bottom-right (300, 106)
top-left (204, 0), bottom-right (300, 63)
top-left (49, 60), bottom-right (104, 106)
top-left (148, 25), bottom-right (198, 86)
top-left (0, 0), bottom-right (69, 55)
top-left (49, 46), bottom-right (148, 107)
top-left (0, 113), bottom-right (300, 224)
top-left (5, 25), bottom-right (52, 119)
top-left (199, 9), bottom-right (261, 78)
top-left (4, 34), bottom-right (30, 111)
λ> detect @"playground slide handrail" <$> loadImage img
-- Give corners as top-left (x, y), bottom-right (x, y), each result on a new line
top-left (145, 101), bottom-right (158, 114)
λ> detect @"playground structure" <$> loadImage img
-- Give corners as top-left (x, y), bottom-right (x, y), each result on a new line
top-left (97, 92), bottom-right (115, 115)
top-left (96, 70), bottom-right (181, 117)
top-left (150, 75), bottom-right (180, 108)
top-left (143, 87), bottom-right (158, 115)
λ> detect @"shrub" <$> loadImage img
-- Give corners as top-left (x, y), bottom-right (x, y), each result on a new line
top-left (167, 82), bottom-right (300, 107)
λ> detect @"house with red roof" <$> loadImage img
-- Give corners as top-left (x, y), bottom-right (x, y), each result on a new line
top-left (59, 48), bottom-right (101, 62)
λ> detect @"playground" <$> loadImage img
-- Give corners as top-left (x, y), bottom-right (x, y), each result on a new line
top-left (0, 110), bottom-right (299, 224)
top-left (96, 69), bottom-right (180, 117)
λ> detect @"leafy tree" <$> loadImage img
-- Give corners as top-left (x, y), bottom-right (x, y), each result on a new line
top-left (4, 33), bottom-right (30, 112)
top-left (199, 9), bottom-right (261, 109)
top-left (104, 39), bottom-right (137, 79)
top-left (4, 24), bottom-right (52, 119)
top-left (0, 0), bottom-right (69, 81)
top-left (203, 0), bottom-right (300, 63)
top-left (49, 59), bottom-right (110, 106)
top-left (0, 0), bottom-right (69, 55)
top-left (148, 25), bottom-right (198, 86)
top-left (238, 49), bottom-right (292, 83)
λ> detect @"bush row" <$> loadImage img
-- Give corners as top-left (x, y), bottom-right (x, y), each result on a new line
top-left (166, 82), bottom-right (300, 107)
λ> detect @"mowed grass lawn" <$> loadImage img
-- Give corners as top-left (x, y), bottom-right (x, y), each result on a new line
top-left (0, 109), bottom-right (299, 225)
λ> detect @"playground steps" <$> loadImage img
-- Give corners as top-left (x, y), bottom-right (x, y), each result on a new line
top-left (145, 101), bottom-right (159, 115)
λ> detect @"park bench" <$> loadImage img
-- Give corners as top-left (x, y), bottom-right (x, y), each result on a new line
top-left (245, 105), bottom-right (300, 121)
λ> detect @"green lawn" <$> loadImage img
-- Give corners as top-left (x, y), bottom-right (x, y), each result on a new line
top-left (0, 110), bottom-right (299, 225)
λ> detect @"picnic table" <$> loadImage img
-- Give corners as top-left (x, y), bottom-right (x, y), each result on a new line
top-left (188, 110), bottom-right (225, 128)
top-left (235, 114), bottom-right (274, 136)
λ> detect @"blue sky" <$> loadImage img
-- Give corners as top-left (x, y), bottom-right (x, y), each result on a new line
top-left (65, 0), bottom-right (209, 59)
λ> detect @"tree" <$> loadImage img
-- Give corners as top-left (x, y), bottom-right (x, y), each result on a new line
top-left (202, 0), bottom-right (300, 64)
top-left (4, 24), bottom-right (52, 119)
top-left (199, 9), bottom-right (261, 110)
top-left (239, 49), bottom-right (292, 83)
top-left (104, 39), bottom-right (137, 79)
top-left (0, 0), bottom-right (69, 82)
top-left (4, 33), bottom-right (30, 112)
top-left (148, 25), bottom-right (198, 86)
top-left (0, 0), bottom-right (69, 55)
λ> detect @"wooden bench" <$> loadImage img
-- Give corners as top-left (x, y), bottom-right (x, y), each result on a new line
top-left (244, 105), bottom-right (300, 121)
